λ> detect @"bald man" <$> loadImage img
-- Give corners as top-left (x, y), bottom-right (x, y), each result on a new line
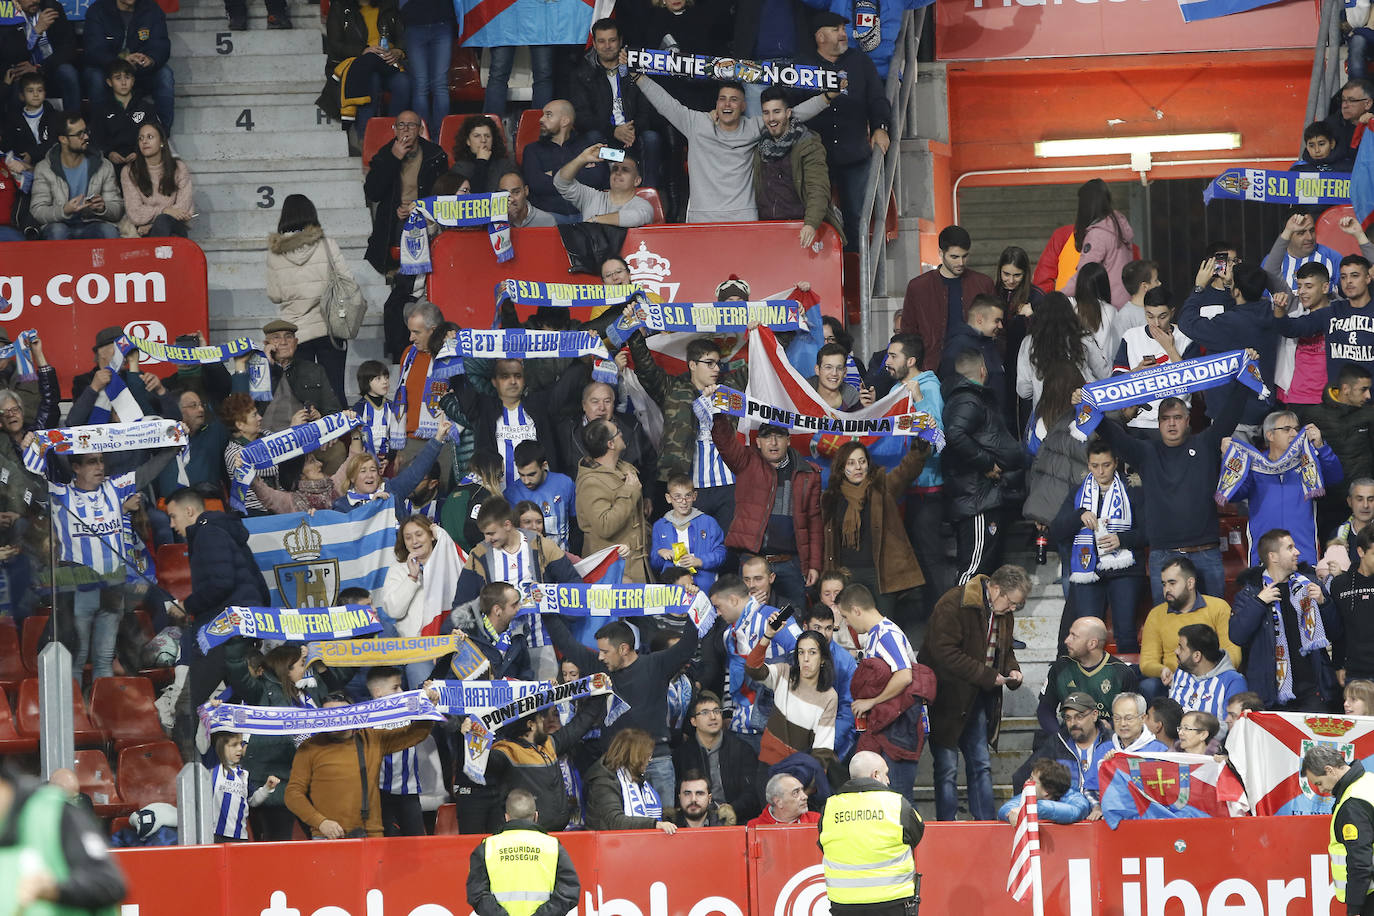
top-left (556, 379), bottom-right (658, 488)
top-left (1035, 616), bottom-right (1139, 736)
top-left (48, 767), bottom-right (95, 814)
top-left (523, 99), bottom-right (608, 217)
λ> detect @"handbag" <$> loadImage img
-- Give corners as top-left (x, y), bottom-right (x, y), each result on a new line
top-left (320, 235), bottom-right (367, 346)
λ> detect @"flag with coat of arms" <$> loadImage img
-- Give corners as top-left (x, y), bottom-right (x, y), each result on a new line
top-left (1098, 752), bottom-right (1246, 828)
top-left (1226, 710), bottom-right (1374, 815)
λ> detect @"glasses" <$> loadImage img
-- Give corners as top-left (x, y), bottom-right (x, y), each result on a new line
top-left (693, 707), bottom-right (723, 717)
top-left (1272, 425), bottom-right (1299, 433)
top-left (66, 129), bottom-right (89, 138)
top-left (0, 407), bottom-right (21, 418)
top-left (691, 358), bottom-right (721, 368)
top-left (395, 121), bottom-right (422, 131)
top-left (1112, 713), bottom-right (1141, 723)
top-left (1178, 725), bottom-right (1208, 733)
top-left (1343, 95), bottom-right (1371, 104)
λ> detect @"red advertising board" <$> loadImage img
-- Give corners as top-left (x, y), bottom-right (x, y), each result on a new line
top-left (0, 239), bottom-right (209, 384)
top-left (935, 0), bottom-right (1317, 60)
top-left (427, 223), bottom-right (844, 329)
top-left (113, 816), bottom-right (1339, 916)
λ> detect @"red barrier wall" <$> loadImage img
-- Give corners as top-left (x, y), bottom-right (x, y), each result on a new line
top-left (0, 239), bottom-right (209, 382)
top-left (427, 223), bottom-right (844, 329)
top-left (113, 816), bottom-right (1339, 916)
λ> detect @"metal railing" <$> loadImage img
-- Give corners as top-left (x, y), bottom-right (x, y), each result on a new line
top-left (854, 8), bottom-right (926, 359)
top-left (1306, 0), bottom-right (1347, 126)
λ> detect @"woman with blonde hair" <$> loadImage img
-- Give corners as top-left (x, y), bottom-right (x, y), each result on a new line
top-left (377, 512), bottom-right (461, 684)
top-left (585, 728), bottom-right (677, 834)
top-left (330, 417), bottom-right (448, 512)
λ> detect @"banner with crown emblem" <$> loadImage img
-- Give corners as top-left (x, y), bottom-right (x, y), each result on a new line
top-left (196, 604), bottom-right (381, 653)
top-left (243, 498), bottom-right (397, 609)
top-left (1203, 168), bottom-right (1351, 206)
top-left (1225, 710), bottom-right (1374, 815)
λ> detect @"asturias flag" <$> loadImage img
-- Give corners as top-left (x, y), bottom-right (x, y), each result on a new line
top-left (1098, 752), bottom-right (1245, 829)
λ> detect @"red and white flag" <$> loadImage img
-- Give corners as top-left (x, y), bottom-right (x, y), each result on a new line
top-left (1007, 779), bottom-right (1043, 914)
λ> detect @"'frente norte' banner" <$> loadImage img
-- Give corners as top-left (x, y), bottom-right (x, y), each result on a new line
top-left (625, 48), bottom-right (845, 93)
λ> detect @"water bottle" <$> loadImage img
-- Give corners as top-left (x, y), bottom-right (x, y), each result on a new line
top-left (378, 26), bottom-right (390, 52)
top-left (1035, 534), bottom-right (1048, 566)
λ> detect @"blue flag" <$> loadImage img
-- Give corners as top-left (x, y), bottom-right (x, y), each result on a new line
top-left (1177, 0), bottom-right (1282, 22)
top-left (1353, 126), bottom-right (1374, 232)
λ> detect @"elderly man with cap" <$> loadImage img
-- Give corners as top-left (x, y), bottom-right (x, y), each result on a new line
top-left (70, 325), bottom-right (157, 412)
top-left (240, 318), bottom-right (342, 433)
top-left (798, 10), bottom-right (891, 253)
top-left (1011, 691), bottom-right (1114, 820)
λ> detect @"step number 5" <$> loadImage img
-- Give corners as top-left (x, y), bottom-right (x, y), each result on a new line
top-left (236, 109), bottom-right (254, 131)
top-left (215, 32), bottom-right (233, 54)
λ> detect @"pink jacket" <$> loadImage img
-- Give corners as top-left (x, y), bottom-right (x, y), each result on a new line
top-left (120, 159), bottom-right (193, 234)
top-left (1066, 211), bottom-right (1134, 305)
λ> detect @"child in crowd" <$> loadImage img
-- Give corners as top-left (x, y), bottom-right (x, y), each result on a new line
top-left (210, 731), bottom-right (279, 842)
top-left (92, 59), bottom-right (159, 172)
top-left (650, 474), bottom-right (725, 590)
top-left (366, 666), bottom-right (426, 836)
top-left (2, 73), bottom-right (60, 177)
top-left (997, 759), bottom-right (1090, 825)
top-left (354, 360), bottom-right (403, 471)
top-left (1292, 121), bottom-right (1354, 172)
top-left (504, 441), bottom-right (576, 551)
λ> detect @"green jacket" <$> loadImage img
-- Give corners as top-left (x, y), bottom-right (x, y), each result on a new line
top-left (751, 128), bottom-right (845, 243)
top-left (0, 782), bottom-right (124, 916)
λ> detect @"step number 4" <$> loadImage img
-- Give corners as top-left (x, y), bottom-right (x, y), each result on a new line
top-left (236, 109), bottom-right (254, 131)
top-left (215, 31), bottom-right (233, 54)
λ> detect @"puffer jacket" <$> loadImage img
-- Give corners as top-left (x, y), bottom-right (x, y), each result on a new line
top-left (29, 144), bottom-right (123, 227)
top-left (267, 226), bottom-right (355, 345)
top-left (941, 376), bottom-right (1025, 521)
top-left (576, 459), bottom-right (650, 583)
top-left (1300, 386), bottom-right (1374, 488)
top-left (1022, 417), bottom-right (1087, 527)
top-left (183, 511), bottom-right (271, 621)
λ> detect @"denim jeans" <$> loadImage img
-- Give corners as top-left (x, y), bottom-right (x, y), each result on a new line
top-left (405, 22), bottom-right (453, 132)
top-left (1351, 28), bottom-right (1374, 79)
top-left (146, 213), bottom-right (188, 238)
top-left (41, 63), bottom-right (82, 116)
top-left (484, 45), bottom-right (553, 113)
top-left (1064, 575), bottom-right (1145, 653)
top-left (829, 159), bottom-right (869, 253)
top-left (931, 692), bottom-right (994, 821)
top-left (294, 335), bottom-right (348, 405)
top-left (355, 65), bottom-right (413, 140)
top-left (1147, 546), bottom-right (1225, 603)
top-left (73, 590), bottom-right (119, 680)
top-left (644, 753), bottom-right (675, 812)
top-left (884, 753), bottom-right (918, 805)
top-left (0, 227), bottom-right (23, 241)
top-left (43, 221), bottom-right (119, 240)
top-left (84, 65), bottom-right (175, 133)
top-left (904, 489), bottom-right (950, 620)
top-left (769, 554), bottom-right (808, 615)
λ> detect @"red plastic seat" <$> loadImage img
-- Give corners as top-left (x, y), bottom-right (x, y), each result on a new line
top-left (0, 691), bottom-right (36, 755)
top-left (117, 740), bottom-right (180, 810)
top-left (635, 188), bottom-right (666, 225)
top-left (20, 615), bottom-right (47, 675)
top-left (514, 109), bottom-right (542, 166)
top-left (90, 677), bottom-right (165, 753)
top-left (362, 117), bottom-right (431, 174)
top-left (434, 802), bottom-right (458, 835)
top-left (0, 620), bottom-right (25, 694)
top-left (17, 678), bottom-right (106, 747)
top-left (447, 46), bottom-right (485, 104)
top-left (154, 544), bottom-right (191, 602)
top-left (75, 748), bottom-right (135, 817)
top-left (438, 113), bottom-right (505, 163)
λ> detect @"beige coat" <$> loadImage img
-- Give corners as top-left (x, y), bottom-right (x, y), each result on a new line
top-left (576, 458), bottom-right (650, 583)
top-left (266, 225), bottom-right (355, 344)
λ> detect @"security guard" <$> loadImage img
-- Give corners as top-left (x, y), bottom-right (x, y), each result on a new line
top-left (1304, 744), bottom-right (1374, 915)
top-left (819, 751), bottom-right (925, 916)
top-left (467, 788), bottom-right (580, 916)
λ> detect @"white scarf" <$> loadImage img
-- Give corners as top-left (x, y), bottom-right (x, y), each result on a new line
top-left (1068, 473), bottom-right (1135, 583)
top-left (617, 768), bottom-right (662, 819)
top-left (1262, 569), bottom-right (1330, 704)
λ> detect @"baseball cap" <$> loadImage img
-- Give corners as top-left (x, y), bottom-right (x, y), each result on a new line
top-left (1060, 692), bottom-right (1096, 714)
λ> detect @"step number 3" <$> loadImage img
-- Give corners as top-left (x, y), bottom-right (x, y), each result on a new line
top-left (236, 109), bottom-right (254, 131)
top-left (215, 32), bottom-right (233, 54)
top-left (257, 186), bottom-right (274, 209)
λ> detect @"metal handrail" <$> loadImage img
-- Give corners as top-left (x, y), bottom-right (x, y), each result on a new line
top-left (855, 7), bottom-right (926, 359)
top-left (1306, 0), bottom-right (1346, 127)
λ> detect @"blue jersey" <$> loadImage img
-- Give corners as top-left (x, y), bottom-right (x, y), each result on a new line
top-left (210, 764), bottom-right (251, 840)
top-left (380, 745), bottom-right (421, 795)
top-left (504, 471), bottom-right (576, 550)
top-left (49, 471), bottom-right (137, 580)
top-left (863, 617), bottom-right (915, 673)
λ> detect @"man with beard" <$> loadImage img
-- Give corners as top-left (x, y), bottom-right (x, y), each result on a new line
top-left (672, 771), bottom-right (735, 827)
top-left (285, 692), bottom-right (437, 839)
top-left (1137, 557), bottom-right (1241, 699)
top-left (1168, 624), bottom-right (1249, 719)
top-left (1011, 692), bottom-right (1113, 819)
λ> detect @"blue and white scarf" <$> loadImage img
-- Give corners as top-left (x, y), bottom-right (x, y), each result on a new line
top-left (23, 419), bottom-right (189, 473)
top-left (520, 582), bottom-right (717, 636)
top-left (617, 768), bottom-right (662, 819)
top-left (709, 385), bottom-right (944, 449)
top-left (89, 335), bottom-right (143, 424)
top-left (1262, 569), bottom-right (1330, 704)
top-left (230, 411), bottom-right (362, 512)
top-left (0, 330), bottom-right (37, 383)
top-left (354, 396), bottom-right (406, 459)
top-left (606, 295), bottom-right (806, 348)
top-left (455, 329), bottom-right (607, 362)
top-left (199, 689), bottom-right (444, 736)
top-left (1073, 349), bottom-right (1269, 439)
top-left (1068, 473), bottom-right (1135, 583)
top-left (495, 279), bottom-right (639, 311)
top-left (129, 334), bottom-right (271, 403)
top-left (844, 354), bottom-right (862, 393)
top-left (625, 48), bottom-right (845, 94)
top-left (196, 603), bottom-right (381, 653)
top-left (395, 342), bottom-right (464, 440)
top-left (1216, 426), bottom-right (1326, 506)
top-left (399, 193), bottom-right (513, 275)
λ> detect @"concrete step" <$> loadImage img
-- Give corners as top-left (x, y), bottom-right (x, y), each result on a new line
top-left (181, 155), bottom-right (352, 175)
top-left (174, 127), bottom-right (350, 160)
top-left (168, 27), bottom-right (321, 58)
top-left (177, 102), bottom-right (338, 136)
top-left (175, 80), bottom-right (326, 102)
top-left (194, 205), bottom-right (365, 241)
top-left (196, 176), bottom-right (365, 215)
top-left (176, 53), bottom-right (322, 88)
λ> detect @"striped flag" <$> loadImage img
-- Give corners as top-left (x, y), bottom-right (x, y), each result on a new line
top-left (1353, 123), bottom-right (1374, 231)
top-left (1007, 779), bottom-right (1043, 914)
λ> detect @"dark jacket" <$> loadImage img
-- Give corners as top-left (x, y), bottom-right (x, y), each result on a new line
top-left (68, 367), bottom-right (155, 417)
top-left (0, 0), bottom-right (77, 75)
top-left (329, 435), bottom-right (441, 512)
top-left (83, 0), bottom-right (170, 71)
top-left (0, 778), bottom-right (126, 908)
top-left (1024, 418), bottom-right (1089, 528)
top-left (440, 375), bottom-right (560, 473)
top-left (673, 731), bottom-right (763, 822)
top-left (266, 358), bottom-right (342, 418)
top-left (485, 698), bottom-right (603, 832)
top-left (795, 48), bottom-right (890, 168)
top-left (326, 0), bottom-right (405, 66)
top-left (91, 93), bottom-right (160, 161)
top-left (363, 137), bottom-right (449, 272)
top-left (917, 576), bottom-right (1022, 749)
top-left (1176, 287), bottom-right (1279, 426)
top-left (462, 617), bottom-right (535, 681)
top-left (1230, 564), bottom-right (1342, 708)
top-left (523, 134), bottom-right (606, 217)
top-left (899, 267), bottom-right (997, 360)
top-left (183, 510), bottom-right (271, 621)
top-left (732, 0), bottom-right (811, 60)
top-left (751, 127), bottom-right (842, 239)
top-left (1011, 720), bottom-right (1114, 799)
top-left (556, 410), bottom-right (657, 486)
top-left (467, 820), bottom-right (580, 916)
top-left (711, 418), bottom-right (823, 573)
top-left (1046, 477), bottom-right (1147, 577)
top-left (2, 101), bottom-right (60, 167)
top-left (820, 445), bottom-right (927, 593)
top-left (569, 49), bottom-right (656, 145)
top-left (584, 760), bottom-right (660, 830)
top-left (1332, 567), bottom-right (1374, 678)
top-left (1300, 386), bottom-right (1374, 491)
top-left (938, 325), bottom-right (1004, 406)
top-left (940, 376), bottom-right (1024, 521)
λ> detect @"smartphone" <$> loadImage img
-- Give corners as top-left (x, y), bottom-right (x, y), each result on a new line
top-left (598, 147), bottom-right (626, 162)
top-left (771, 605), bottom-right (796, 627)
top-left (303, 401), bottom-right (315, 415)
top-left (1212, 253), bottom-right (1228, 276)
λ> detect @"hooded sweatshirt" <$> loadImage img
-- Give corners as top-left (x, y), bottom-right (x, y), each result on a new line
top-left (1167, 654), bottom-right (1248, 718)
top-left (650, 507), bottom-right (726, 590)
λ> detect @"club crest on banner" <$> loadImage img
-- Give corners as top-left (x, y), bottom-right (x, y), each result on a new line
top-left (1299, 738), bottom-right (1355, 798)
top-left (626, 243), bottom-right (679, 301)
top-left (275, 519), bottom-right (339, 608)
top-left (207, 608), bottom-right (251, 640)
top-left (1129, 759), bottom-right (1188, 807)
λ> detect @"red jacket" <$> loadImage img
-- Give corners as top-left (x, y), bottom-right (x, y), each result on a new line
top-left (0, 163), bottom-right (16, 230)
top-left (898, 267), bottom-right (997, 358)
top-left (747, 808), bottom-right (821, 827)
top-left (711, 415), bottom-right (823, 574)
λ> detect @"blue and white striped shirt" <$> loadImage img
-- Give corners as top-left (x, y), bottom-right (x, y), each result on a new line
top-left (495, 404), bottom-right (537, 490)
top-left (210, 764), bottom-right (251, 840)
top-left (379, 746), bottom-right (421, 795)
top-left (692, 397), bottom-right (734, 490)
top-left (864, 618), bottom-right (915, 674)
top-left (1279, 244), bottom-right (1341, 296)
top-left (49, 471), bottom-right (138, 578)
top-left (1168, 665), bottom-right (1247, 718)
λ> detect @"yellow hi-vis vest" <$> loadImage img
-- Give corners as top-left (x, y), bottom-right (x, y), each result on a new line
top-left (484, 828), bottom-right (560, 916)
top-left (819, 790), bottom-right (917, 905)
top-left (1331, 772), bottom-right (1374, 903)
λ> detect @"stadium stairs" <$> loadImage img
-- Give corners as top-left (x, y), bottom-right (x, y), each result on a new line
top-left (171, 0), bottom-right (389, 371)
